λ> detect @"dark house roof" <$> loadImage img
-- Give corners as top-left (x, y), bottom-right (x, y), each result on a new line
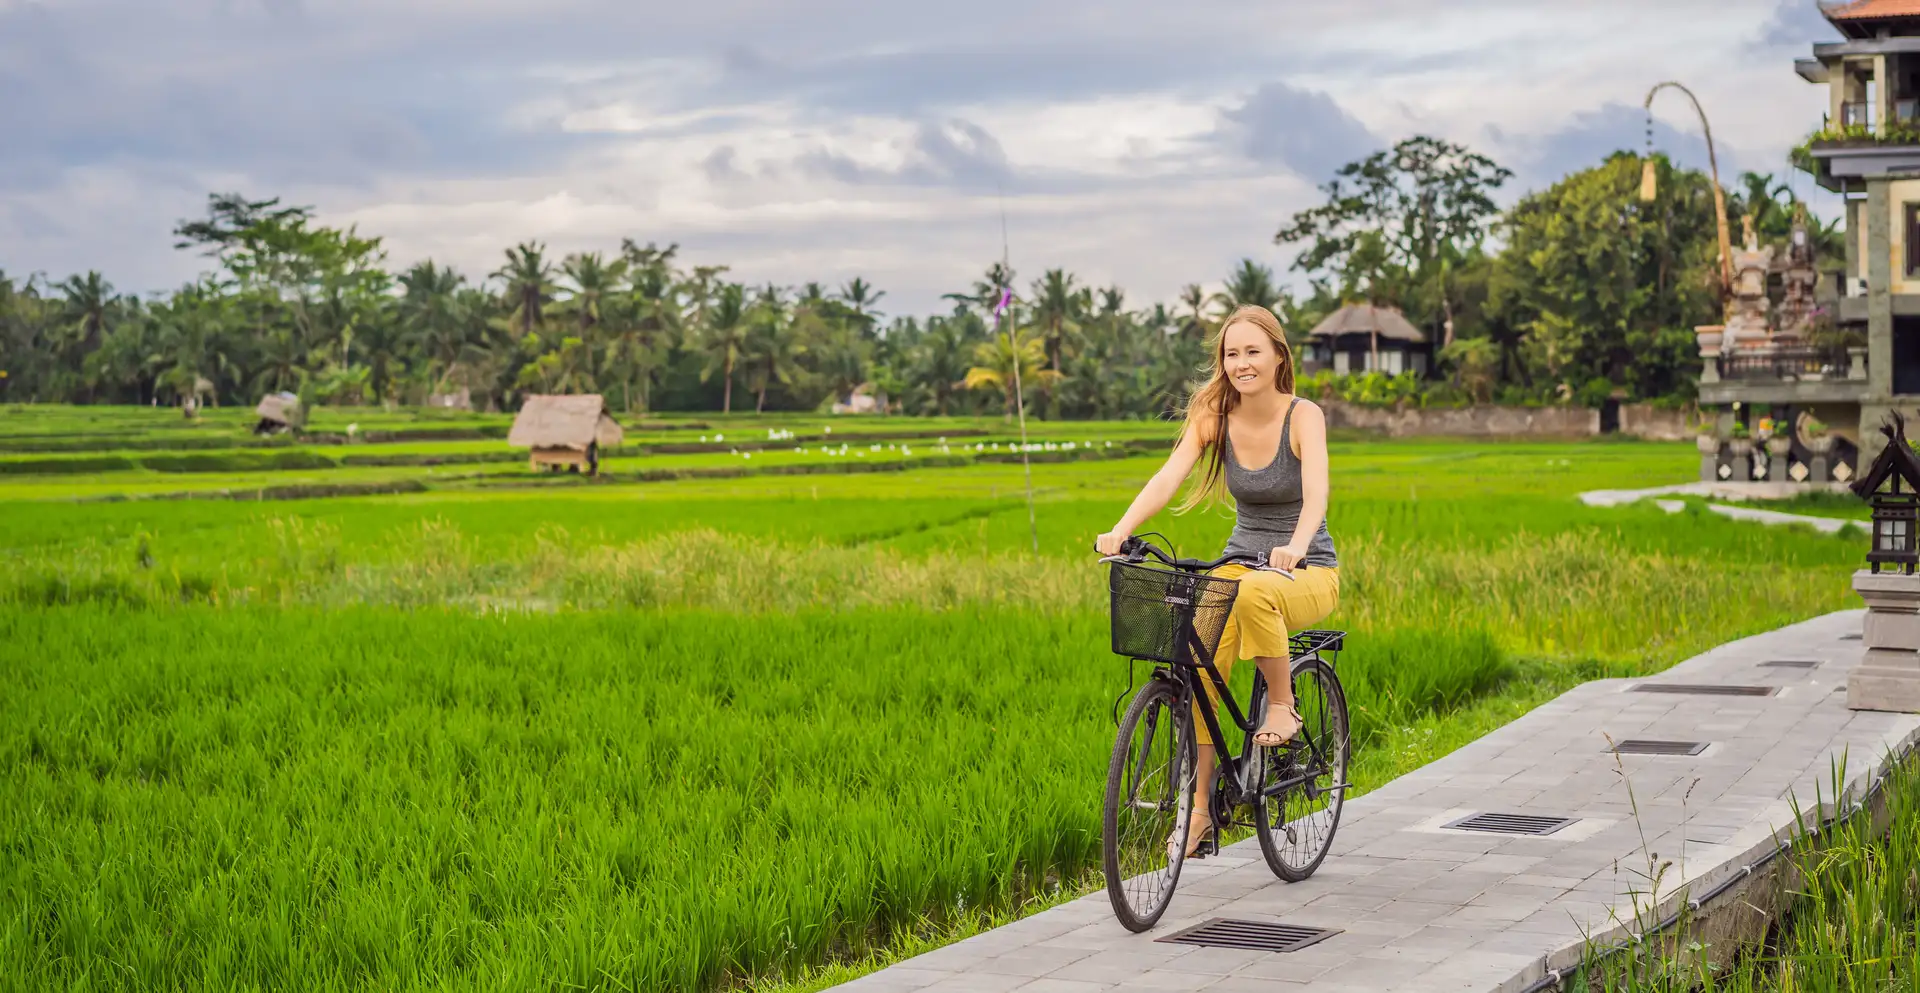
top-left (1852, 412), bottom-right (1920, 499)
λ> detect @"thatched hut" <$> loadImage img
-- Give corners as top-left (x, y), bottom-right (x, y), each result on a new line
top-left (254, 392), bottom-right (299, 434)
top-left (1304, 304), bottom-right (1432, 378)
top-left (508, 394), bottom-right (624, 475)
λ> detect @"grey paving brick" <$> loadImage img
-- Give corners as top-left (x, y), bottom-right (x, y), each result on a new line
top-left (1017, 981), bottom-right (1116, 993)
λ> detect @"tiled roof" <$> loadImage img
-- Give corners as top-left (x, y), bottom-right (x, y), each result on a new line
top-left (1825, 0), bottom-right (1920, 20)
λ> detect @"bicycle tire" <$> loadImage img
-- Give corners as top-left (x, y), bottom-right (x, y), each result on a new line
top-left (1102, 674), bottom-right (1196, 932)
top-left (1252, 656), bottom-right (1350, 882)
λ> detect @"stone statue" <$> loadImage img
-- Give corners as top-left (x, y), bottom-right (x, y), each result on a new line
top-left (1775, 203), bottom-right (1818, 341)
top-left (1724, 212), bottom-right (1776, 349)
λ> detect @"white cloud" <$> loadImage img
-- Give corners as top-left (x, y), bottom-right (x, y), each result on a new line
top-left (0, 0), bottom-right (1851, 313)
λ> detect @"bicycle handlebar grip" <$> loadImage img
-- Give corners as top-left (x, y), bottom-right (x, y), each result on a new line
top-left (1118, 535), bottom-right (1145, 560)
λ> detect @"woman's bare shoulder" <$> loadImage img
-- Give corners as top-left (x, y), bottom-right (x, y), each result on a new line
top-left (1289, 396), bottom-right (1326, 419)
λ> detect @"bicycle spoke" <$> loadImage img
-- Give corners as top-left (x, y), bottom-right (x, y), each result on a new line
top-left (1253, 658), bottom-right (1349, 881)
top-left (1103, 679), bottom-right (1193, 931)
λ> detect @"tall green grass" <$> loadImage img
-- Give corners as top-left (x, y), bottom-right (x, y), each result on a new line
top-left (0, 604), bottom-right (1506, 991)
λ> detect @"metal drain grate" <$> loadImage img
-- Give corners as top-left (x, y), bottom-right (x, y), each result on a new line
top-left (1611, 739), bottom-right (1709, 756)
top-left (1760, 659), bottom-right (1820, 670)
top-left (1157, 918), bottom-right (1341, 952)
top-left (1631, 684), bottom-right (1778, 697)
top-left (1443, 812), bottom-right (1579, 836)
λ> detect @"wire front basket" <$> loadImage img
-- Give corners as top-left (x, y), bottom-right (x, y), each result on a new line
top-left (1107, 561), bottom-right (1240, 665)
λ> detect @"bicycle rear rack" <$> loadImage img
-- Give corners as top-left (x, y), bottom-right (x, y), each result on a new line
top-left (1289, 629), bottom-right (1344, 659)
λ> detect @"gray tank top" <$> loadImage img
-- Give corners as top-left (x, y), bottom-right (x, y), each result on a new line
top-left (1221, 398), bottom-right (1339, 569)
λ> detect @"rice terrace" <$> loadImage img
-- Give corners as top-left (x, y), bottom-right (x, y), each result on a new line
top-left (0, 401), bottom-right (1867, 991)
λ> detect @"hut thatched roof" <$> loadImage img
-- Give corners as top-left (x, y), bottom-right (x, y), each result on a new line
top-left (508, 394), bottom-right (624, 450)
top-left (255, 392), bottom-right (298, 423)
top-left (1307, 304), bottom-right (1426, 343)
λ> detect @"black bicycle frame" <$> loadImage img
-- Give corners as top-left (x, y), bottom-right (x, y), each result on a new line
top-left (1171, 610), bottom-right (1329, 805)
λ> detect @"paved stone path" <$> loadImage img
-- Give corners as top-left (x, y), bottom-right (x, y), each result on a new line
top-left (829, 610), bottom-right (1919, 992)
top-left (1644, 498), bottom-right (1857, 534)
top-left (1577, 481), bottom-right (1848, 508)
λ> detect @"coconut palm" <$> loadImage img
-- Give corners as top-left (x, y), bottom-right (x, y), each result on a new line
top-left (1177, 284), bottom-right (1214, 341)
top-left (916, 316), bottom-right (973, 416)
top-left (1029, 269), bottom-right (1087, 373)
top-left (963, 328), bottom-right (1062, 418)
top-left (606, 256), bottom-right (682, 413)
top-left (837, 276), bottom-right (887, 333)
top-left (743, 285), bottom-right (807, 413)
top-left (493, 242), bottom-right (555, 337)
top-left (1211, 258), bottom-right (1290, 318)
top-left (398, 261), bottom-right (471, 392)
top-left (559, 251), bottom-right (628, 336)
top-left (944, 262), bottom-right (1016, 315)
top-left (699, 283), bottom-right (749, 413)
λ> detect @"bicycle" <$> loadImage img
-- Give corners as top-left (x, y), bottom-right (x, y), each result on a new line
top-left (1097, 535), bottom-right (1352, 932)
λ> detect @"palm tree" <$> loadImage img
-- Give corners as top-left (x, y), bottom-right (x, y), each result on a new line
top-left (944, 262), bottom-right (1016, 314)
top-left (1029, 268), bottom-right (1085, 373)
top-left (743, 285), bottom-right (806, 413)
top-left (1177, 284), bottom-right (1215, 341)
top-left (559, 251), bottom-right (629, 336)
top-left (1211, 258), bottom-right (1290, 318)
top-left (699, 283), bottom-right (749, 413)
top-left (493, 242), bottom-right (555, 337)
top-left (837, 276), bottom-right (886, 333)
top-left (607, 256), bottom-right (682, 413)
top-left (964, 328), bottom-right (1062, 418)
top-left (916, 317), bottom-right (972, 416)
top-left (398, 261), bottom-right (470, 392)
top-left (56, 271), bottom-right (114, 353)
top-left (683, 264), bottom-right (731, 335)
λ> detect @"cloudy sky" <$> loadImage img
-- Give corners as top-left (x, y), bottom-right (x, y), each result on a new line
top-left (0, 0), bottom-right (1843, 314)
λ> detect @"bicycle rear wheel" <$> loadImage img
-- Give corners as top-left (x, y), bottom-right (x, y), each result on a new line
top-left (1102, 674), bottom-right (1196, 932)
top-left (1252, 657), bottom-right (1350, 881)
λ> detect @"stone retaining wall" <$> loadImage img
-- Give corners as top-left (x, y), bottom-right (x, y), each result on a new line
top-left (1322, 400), bottom-right (1690, 440)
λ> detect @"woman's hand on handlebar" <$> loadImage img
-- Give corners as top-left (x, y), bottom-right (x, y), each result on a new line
top-left (1094, 530), bottom-right (1130, 557)
top-left (1268, 543), bottom-right (1306, 572)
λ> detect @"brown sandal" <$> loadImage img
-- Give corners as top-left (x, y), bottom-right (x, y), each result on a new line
top-left (1167, 811), bottom-right (1215, 860)
top-left (1253, 704), bottom-right (1303, 748)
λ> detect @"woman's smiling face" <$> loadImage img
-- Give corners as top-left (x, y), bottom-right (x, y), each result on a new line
top-left (1221, 320), bottom-right (1281, 396)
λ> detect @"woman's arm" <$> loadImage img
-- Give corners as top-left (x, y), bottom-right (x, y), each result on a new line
top-left (1272, 401), bottom-right (1329, 570)
top-left (1094, 422), bottom-right (1206, 555)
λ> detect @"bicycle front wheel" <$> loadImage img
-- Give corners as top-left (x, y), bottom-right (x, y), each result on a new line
top-left (1102, 674), bottom-right (1196, 932)
top-left (1253, 657), bottom-right (1350, 881)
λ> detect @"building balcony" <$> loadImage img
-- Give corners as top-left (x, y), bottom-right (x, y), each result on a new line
top-left (1799, 120), bottom-right (1920, 190)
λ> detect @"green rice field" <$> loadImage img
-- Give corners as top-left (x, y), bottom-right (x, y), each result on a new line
top-left (0, 403), bottom-right (1871, 992)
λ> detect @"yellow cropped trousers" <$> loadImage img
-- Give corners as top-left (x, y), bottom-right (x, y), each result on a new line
top-left (1193, 563), bottom-right (1341, 745)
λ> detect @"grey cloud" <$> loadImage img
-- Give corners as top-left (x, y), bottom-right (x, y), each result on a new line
top-left (798, 119), bottom-right (1010, 190)
top-left (1518, 102), bottom-right (1723, 190)
top-left (1755, 0), bottom-right (1837, 49)
top-left (1219, 82), bottom-right (1381, 183)
top-left (702, 146), bottom-right (743, 182)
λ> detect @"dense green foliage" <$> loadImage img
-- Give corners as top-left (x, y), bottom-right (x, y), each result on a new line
top-left (0, 144), bottom-right (1837, 417)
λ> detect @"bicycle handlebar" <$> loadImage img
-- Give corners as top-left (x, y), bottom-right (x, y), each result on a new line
top-left (1100, 535), bottom-right (1273, 574)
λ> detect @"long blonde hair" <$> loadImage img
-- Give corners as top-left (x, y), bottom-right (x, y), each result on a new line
top-left (1175, 305), bottom-right (1296, 513)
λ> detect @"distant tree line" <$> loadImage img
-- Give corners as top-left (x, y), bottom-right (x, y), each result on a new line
top-left (0, 138), bottom-right (1841, 416)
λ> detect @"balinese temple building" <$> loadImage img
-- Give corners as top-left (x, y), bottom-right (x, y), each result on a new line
top-left (1707, 0), bottom-right (1920, 483)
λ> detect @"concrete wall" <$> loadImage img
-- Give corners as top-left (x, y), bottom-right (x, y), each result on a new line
top-left (1321, 401), bottom-right (1690, 440)
top-left (1617, 404), bottom-right (1694, 441)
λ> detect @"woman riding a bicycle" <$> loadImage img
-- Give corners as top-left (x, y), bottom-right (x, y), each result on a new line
top-left (1095, 304), bottom-right (1340, 859)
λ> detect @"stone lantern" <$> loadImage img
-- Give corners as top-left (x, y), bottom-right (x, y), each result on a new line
top-left (1848, 413), bottom-right (1920, 712)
